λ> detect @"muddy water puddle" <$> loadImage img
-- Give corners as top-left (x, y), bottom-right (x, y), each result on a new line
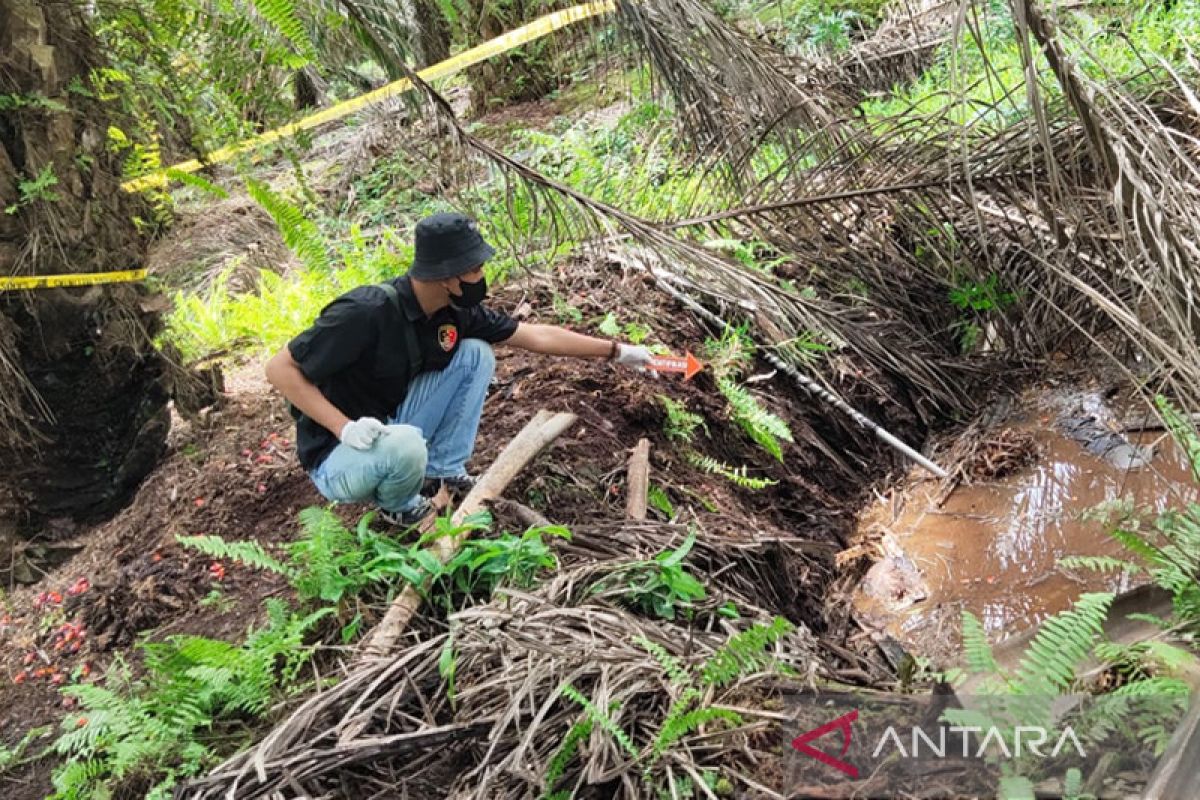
top-left (853, 426), bottom-right (1199, 663)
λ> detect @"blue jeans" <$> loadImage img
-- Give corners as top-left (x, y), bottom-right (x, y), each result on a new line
top-left (310, 339), bottom-right (496, 513)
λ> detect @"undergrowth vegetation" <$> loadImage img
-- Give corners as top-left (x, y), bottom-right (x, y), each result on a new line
top-left (35, 505), bottom-right (574, 797)
top-left (861, 1), bottom-right (1200, 126)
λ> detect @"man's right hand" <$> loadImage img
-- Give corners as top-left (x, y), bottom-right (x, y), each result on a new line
top-left (340, 417), bottom-right (387, 450)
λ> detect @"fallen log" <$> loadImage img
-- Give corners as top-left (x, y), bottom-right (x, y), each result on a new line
top-left (625, 437), bottom-right (651, 520)
top-left (359, 408), bottom-right (577, 659)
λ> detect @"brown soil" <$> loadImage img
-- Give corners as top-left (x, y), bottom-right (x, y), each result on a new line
top-left (0, 262), bottom-right (921, 798)
top-left (0, 361), bottom-right (323, 797)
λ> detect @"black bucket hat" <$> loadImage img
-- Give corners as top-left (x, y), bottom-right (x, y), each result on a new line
top-left (408, 212), bottom-right (496, 280)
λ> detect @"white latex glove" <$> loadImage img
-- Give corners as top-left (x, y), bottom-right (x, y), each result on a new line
top-left (339, 417), bottom-right (387, 450)
top-left (614, 344), bottom-right (653, 368)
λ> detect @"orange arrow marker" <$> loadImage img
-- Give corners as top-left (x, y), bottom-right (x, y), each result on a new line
top-left (647, 351), bottom-right (704, 381)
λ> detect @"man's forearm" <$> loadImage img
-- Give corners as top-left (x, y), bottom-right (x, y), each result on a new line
top-left (265, 350), bottom-right (351, 438)
top-left (508, 323), bottom-right (615, 358)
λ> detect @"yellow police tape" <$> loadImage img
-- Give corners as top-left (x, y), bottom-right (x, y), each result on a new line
top-left (2, 2), bottom-right (615, 291)
top-left (122, 0), bottom-right (616, 193)
top-left (0, 268), bottom-right (149, 291)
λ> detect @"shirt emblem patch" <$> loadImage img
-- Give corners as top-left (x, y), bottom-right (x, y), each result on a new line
top-left (438, 324), bottom-right (458, 352)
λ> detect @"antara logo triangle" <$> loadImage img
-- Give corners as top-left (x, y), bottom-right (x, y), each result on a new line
top-left (791, 709), bottom-right (859, 778)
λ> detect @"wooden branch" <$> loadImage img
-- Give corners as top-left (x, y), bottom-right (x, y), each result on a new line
top-left (359, 409), bottom-right (577, 659)
top-left (494, 497), bottom-right (552, 529)
top-left (625, 438), bottom-right (651, 520)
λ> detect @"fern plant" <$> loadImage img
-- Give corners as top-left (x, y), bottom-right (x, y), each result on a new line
top-left (659, 395), bottom-right (706, 443)
top-left (50, 601), bottom-right (329, 799)
top-left (176, 534), bottom-right (293, 576)
top-left (550, 619), bottom-right (794, 795)
top-left (702, 326), bottom-right (755, 379)
top-left (247, 0), bottom-right (318, 62)
top-left (687, 451), bottom-right (777, 490)
top-left (245, 178), bottom-right (332, 273)
top-left (946, 593), bottom-right (1187, 786)
top-left (953, 592), bottom-right (1113, 700)
top-left (716, 377), bottom-right (793, 461)
top-left (541, 715), bottom-right (594, 799)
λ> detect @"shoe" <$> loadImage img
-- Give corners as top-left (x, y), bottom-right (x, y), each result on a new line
top-left (420, 474), bottom-right (477, 498)
top-left (378, 497), bottom-right (436, 528)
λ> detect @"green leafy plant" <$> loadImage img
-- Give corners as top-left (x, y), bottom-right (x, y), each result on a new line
top-left (177, 509), bottom-right (491, 607)
top-left (552, 618), bottom-right (793, 794)
top-left (49, 601), bottom-right (329, 799)
top-left (247, 0), bottom-right (317, 62)
top-left (647, 484), bottom-right (675, 518)
top-left (0, 726), bottom-right (51, 773)
top-left (687, 452), bottom-right (777, 490)
top-left (245, 178), bottom-right (331, 273)
top-left (541, 714), bottom-right (595, 798)
top-left (716, 377), bottom-right (793, 460)
top-left (702, 237), bottom-right (787, 273)
top-left (598, 533), bottom-right (707, 620)
top-left (659, 395), bottom-right (706, 443)
top-left (164, 169), bottom-right (230, 199)
top-left (598, 311), bottom-right (621, 337)
top-left (1070, 396), bottom-right (1200, 627)
top-left (5, 164), bottom-right (60, 215)
top-left (442, 525), bottom-right (571, 596)
top-left (199, 589), bottom-right (237, 613)
top-left (552, 293), bottom-right (584, 324)
top-left (703, 326), bottom-right (755, 379)
top-left (949, 273), bottom-right (1016, 312)
top-left (0, 92), bottom-right (67, 112)
top-left (176, 534), bottom-right (293, 576)
top-left (165, 224), bottom-right (408, 359)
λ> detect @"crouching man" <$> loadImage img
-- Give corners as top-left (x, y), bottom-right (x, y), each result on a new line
top-left (266, 211), bottom-right (651, 526)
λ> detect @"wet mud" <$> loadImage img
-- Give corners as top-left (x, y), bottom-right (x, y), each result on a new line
top-left (854, 394), bottom-right (1199, 663)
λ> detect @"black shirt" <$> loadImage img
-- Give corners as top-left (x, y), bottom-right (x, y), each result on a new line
top-left (287, 276), bottom-right (518, 471)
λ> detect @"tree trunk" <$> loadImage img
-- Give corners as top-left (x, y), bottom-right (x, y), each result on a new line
top-left (412, 0), bottom-right (451, 68)
top-left (0, 0), bottom-right (170, 537)
top-left (468, 0), bottom-right (556, 116)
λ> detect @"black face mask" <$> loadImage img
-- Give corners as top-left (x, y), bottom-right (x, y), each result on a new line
top-left (450, 276), bottom-right (487, 309)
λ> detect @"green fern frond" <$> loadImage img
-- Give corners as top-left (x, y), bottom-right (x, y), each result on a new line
top-left (176, 534), bottom-right (292, 576)
top-left (1058, 555), bottom-right (1139, 575)
top-left (961, 611), bottom-right (1001, 677)
top-left (543, 715), bottom-right (594, 795)
top-left (1139, 641), bottom-right (1199, 673)
top-left (248, 0), bottom-right (316, 61)
top-left (560, 684), bottom-right (638, 758)
top-left (1062, 768), bottom-right (1084, 800)
top-left (1155, 395), bottom-right (1200, 480)
top-left (50, 758), bottom-right (109, 799)
top-left (245, 178), bottom-right (331, 273)
top-left (635, 636), bottom-right (692, 686)
top-left (659, 395), bottom-right (706, 443)
top-left (1110, 675), bottom-right (1191, 698)
top-left (1014, 593), bottom-right (1113, 695)
top-left (716, 377), bottom-right (792, 460)
top-left (999, 774), bottom-right (1035, 800)
top-left (164, 169), bottom-right (228, 199)
top-left (701, 617), bottom-right (793, 687)
top-left (1111, 526), bottom-right (1165, 565)
top-left (686, 451), bottom-right (777, 489)
top-left (654, 706), bottom-right (741, 757)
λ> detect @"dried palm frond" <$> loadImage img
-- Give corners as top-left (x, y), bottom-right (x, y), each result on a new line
top-left (180, 520), bottom-right (822, 798)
